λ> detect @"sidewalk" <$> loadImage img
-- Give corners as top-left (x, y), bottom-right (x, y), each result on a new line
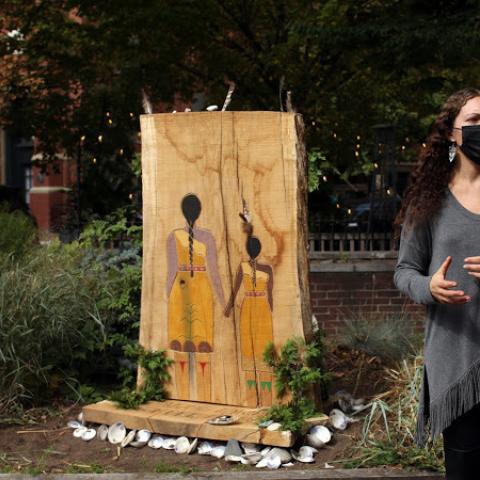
top-left (0, 467), bottom-right (444, 479)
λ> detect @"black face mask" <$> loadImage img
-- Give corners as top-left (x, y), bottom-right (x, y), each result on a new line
top-left (459, 125), bottom-right (480, 165)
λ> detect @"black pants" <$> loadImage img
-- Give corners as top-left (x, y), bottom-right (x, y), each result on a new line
top-left (442, 402), bottom-right (480, 479)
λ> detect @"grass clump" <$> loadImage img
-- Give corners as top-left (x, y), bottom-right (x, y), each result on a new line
top-left (337, 354), bottom-right (444, 472)
top-left (0, 241), bottom-right (108, 422)
top-left (337, 308), bottom-right (422, 363)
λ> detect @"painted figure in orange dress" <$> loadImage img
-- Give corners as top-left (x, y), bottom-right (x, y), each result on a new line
top-left (167, 194), bottom-right (225, 353)
top-left (224, 236), bottom-right (274, 407)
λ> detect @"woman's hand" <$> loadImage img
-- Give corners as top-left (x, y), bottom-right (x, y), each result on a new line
top-left (463, 256), bottom-right (480, 281)
top-left (430, 256), bottom-right (471, 304)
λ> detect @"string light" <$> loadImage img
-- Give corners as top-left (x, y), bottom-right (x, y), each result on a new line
top-left (355, 151), bottom-right (360, 157)
top-left (98, 134), bottom-right (103, 143)
top-left (119, 148), bottom-right (124, 156)
top-left (401, 145), bottom-right (406, 150)
top-left (422, 143), bottom-right (426, 148)
top-left (107, 119), bottom-right (113, 125)
top-left (128, 193), bottom-right (134, 200)
top-left (374, 162), bottom-right (379, 168)
top-left (80, 135), bottom-right (86, 143)
top-left (129, 112), bottom-right (134, 118)
top-left (336, 203), bottom-right (340, 209)
top-left (332, 132), bottom-right (337, 139)
top-left (92, 157), bottom-right (97, 164)
top-left (347, 208), bottom-right (352, 215)
top-left (322, 175), bottom-right (327, 182)
top-left (356, 144), bottom-right (360, 149)
top-left (356, 135), bottom-right (361, 140)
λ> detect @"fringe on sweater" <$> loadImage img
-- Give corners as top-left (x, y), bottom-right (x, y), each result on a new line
top-left (415, 355), bottom-right (480, 448)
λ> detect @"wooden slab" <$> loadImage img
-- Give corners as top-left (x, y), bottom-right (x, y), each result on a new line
top-left (83, 400), bottom-right (328, 447)
top-left (139, 111), bottom-right (314, 409)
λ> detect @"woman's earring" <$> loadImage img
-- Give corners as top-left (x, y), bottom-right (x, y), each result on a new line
top-left (449, 143), bottom-right (456, 163)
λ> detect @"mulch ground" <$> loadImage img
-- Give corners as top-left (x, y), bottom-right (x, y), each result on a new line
top-left (0, 340), bottom-right (415, 474)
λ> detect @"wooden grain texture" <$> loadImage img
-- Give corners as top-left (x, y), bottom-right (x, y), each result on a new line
top-left (83, 399), bottom-right (323, 447)
top-left (139, 111), bottom-right (312, 408)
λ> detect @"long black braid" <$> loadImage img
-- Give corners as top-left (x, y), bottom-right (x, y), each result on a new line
top-left (181, 194), bottom-right (202, 279)
top-left (188, 221), bottom-right (194, 278)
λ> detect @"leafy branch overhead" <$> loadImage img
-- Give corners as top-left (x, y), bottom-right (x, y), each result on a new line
top-left (2, 1), bottom-right (480, 170)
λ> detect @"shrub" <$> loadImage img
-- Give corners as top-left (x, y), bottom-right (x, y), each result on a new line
top-left (0, 241), bottom-right (109, 421)
top-left (0, 203), bottom-right (37, 262)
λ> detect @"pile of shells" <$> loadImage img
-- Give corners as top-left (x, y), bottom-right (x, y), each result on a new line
top-left (67, 398), bottom-right (364, 469)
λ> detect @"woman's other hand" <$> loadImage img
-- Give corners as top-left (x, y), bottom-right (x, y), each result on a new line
top-left (430, 256), bottom-right (471, 304)
top-left (464, 256), bottom-right (480, 282)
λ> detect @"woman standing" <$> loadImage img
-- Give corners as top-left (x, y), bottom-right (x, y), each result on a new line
top-left (166, 193), bottom-right (225, 353)
top-left (224, 236), bottom-right (274, 407)
top-left (393, 87), bottom-right (480, 478)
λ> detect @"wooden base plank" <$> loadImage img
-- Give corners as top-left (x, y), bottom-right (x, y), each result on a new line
top-left (83, 400), bottom-right (328, 447)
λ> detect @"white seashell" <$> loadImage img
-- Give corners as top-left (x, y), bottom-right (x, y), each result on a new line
top-left (266, 455), bottom-right (282, 469)
top-left (148, 435), bottom-right (164, 449)
top-left (206, 105), bottom-right (218, 111)
top-left (108, 422), bottom-right (126, 445)
top-left (184, 108), bottom-right (191, 112)
top-left (197, 441), bottom-right (214, 455)
top-left (324, 462), bottom-right (335, 468)
top-left (291, 446), bottom-right (317, 463)
top-left (266, 422), bottom-right (282, 431)
top-left (77, 411), bottom-right (85, 425)
top-left (81, 428), bottom-right (96, 441)
top-left (210, 446), bottom-right (226, 459)
top-left (256, 457), bottom-right (270, 468)
top-left (175, 436), bottom-right (190, 454)
top-left (260, 447), bottom-right (271, 457)
top-left (241, 452), bottom-right (263, 465)
top-left (352, 403), bottom-right (366, 412)
top-left (187, 438), bottom-right (198, 454)
top-left (225, 455), bottom-right (242, 463)
top-left (282, 462), bottom-right (294, 467)
top-left (258, 419), bottom-right (274, 428)
top-left (268, 448), bottom-right (292, 463)
top-left (73, 426), bottom-right (87, 438)
top-left (329, 408), bottom-right (348, 430)
top-left (162, 437), bottom-right (177, 450)
top-left (135, 429), bottom-right (152, 443)
top-left (241, 442), bottom-right (261, 454)
top-left (67, 420), bottom-right (82, 429)
top-left (300, 446), bottom-right (318, 455)
top-left (97, 424), bottom-right (109, 441)
top-left (130, 440), bottom-right (147, 448)
top-left (307, 425), bottom-right (332, 448)
top-left (121, 430), bottom-right (136, 448)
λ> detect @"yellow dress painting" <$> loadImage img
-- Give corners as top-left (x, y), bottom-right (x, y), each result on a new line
top-left (239, 261), bottom-right (273, 371)
top-left (167, 229), bottom-right (214, 352)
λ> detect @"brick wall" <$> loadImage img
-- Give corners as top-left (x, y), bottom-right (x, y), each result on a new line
top-left (309, 271), bottom-right (427, 340)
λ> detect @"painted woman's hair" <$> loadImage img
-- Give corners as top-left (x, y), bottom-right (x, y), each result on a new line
top-left (181, 194), bottom-right (201, 277)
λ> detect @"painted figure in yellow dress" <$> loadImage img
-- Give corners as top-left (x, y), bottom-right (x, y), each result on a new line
top-left (167, 194), bottom-right (225, 353)
top-left (224, 236), bottom-right (274, 407)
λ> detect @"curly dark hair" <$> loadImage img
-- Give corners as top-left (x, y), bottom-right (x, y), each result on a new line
top-left (393, 87), bottom-right (480, 241)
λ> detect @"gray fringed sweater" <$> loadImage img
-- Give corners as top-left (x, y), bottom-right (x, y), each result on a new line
top-left (394, 187), bottom-right (480, 447)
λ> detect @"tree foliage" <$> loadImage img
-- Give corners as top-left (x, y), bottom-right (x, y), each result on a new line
top-left (1, 0), bottom-right (480, 213)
